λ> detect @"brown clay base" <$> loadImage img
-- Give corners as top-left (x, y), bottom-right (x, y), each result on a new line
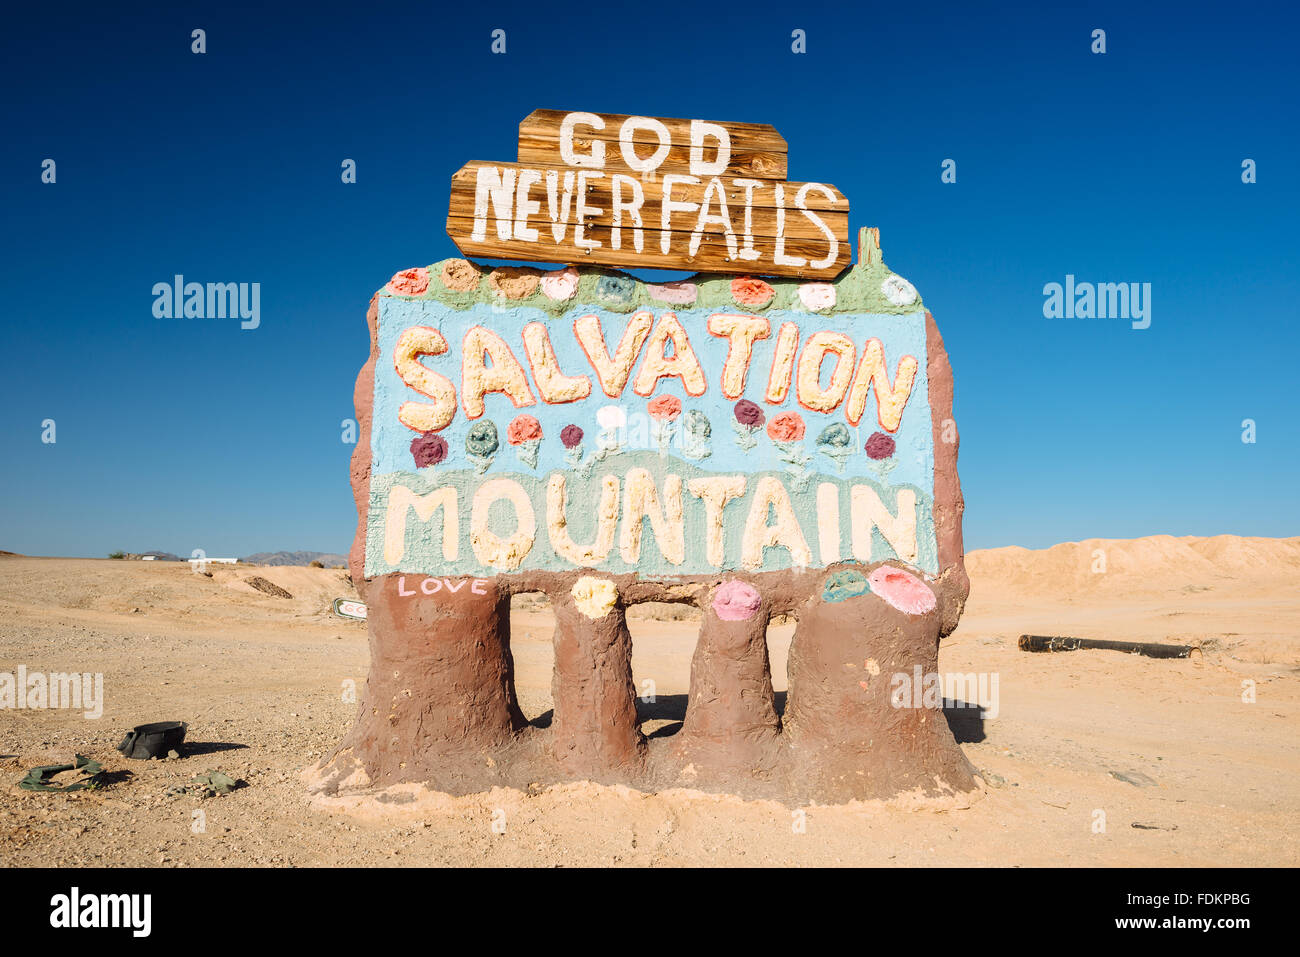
top-left (311, 562), bottom-right (978, 808)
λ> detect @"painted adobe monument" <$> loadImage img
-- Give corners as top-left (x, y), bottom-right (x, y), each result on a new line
top-left (311, 111), bottom-right (974, 805)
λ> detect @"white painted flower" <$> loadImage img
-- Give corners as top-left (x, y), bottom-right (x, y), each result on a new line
top-left (798, 282), bottom-right (836, 311)
top-left (881, 274), bottom-right (918, 306)
top-left (571, 576), bottom-right (618, 620)
top-left (596, 405), bottom-right (627, 430)
top-left (540, 265), bottom-right (579, 301)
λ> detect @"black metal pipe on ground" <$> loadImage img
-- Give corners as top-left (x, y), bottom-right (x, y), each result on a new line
top-left (1017, 635), bottom-right (1194, 659)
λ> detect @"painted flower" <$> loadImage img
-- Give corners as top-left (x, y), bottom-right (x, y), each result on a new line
top-left (647, 395), bottom-right (682, 421)
top-left (768, 412), bottom-right (810, 489)
top-left (864, 432), bottom-right (896, 460)
top-left (560, 424), bottom-right (584, 449)
top-left (506, 414), bottom-right (543, 469)
top-left (440, 259), bottom-right (480, 292)
top-left (648, 281), bottom-right (698, 306)
top-left (540, 265), bottom-right (579, 301)
top-left (731, 276), bottom-right (775, 307)
top-left (388, 267), bottom-right (429, 296)
top-left (506, 414), bottom-right (543, 445)
top-left (466, 421), bottom-right (500, 457)
top-left (733, 400), bottom-right (765, 427)
top-left (731, 399), bottom-right (765, 450)
top-left (465, 420), bottom-right (499, 473)
top-left (647, 395), bottom-right (682, 454)
top-left (712, 580), bottom-right (762, 621)
top-left (596, 405), bottom-right (626, 430)
top-left (560, 424), bottom-right (585, 468)
top-left (822, 568), bottom-right (870, 604)
top-left (767, 411), bottom-right (805, 443)
top-left (881, 274), bottom-right (918, 306)
top-left (595, 405), bottom-right (626, 454)
top-left (410, 432), bottom-right (448, 468)
top-left (798, 282), bottom-right (836, 311)
top-left (867, 565), bottom-right (937, 615)
top-left (571, 576), bottom-right (619, 620)
top-left (488, 267), bottom-right (540, 300)
top-left (816, 422), bottom-right (853, 471)
top-left (683, 409), bottom-right (712, 460)
top-left (596, 275), bottom-right (636, 304)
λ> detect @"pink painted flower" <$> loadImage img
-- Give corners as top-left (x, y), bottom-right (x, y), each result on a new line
top-left (541, 266), bottom-right (579, 301)
top-left (506, 414), bottom-right (543, 445)
top-left (388, 267), bottom-right (429, 296)
top-left (798, 282), bottom-right (836, 311)
top-left (867, 566), bottom-right (937, 616)
top-left (731, 276), bottom-right (775, 307)
top-left (648, 281), bottom-right (698, 306)
top-left (647, 395), bottom-right (682, 421)
top-left (712, 580), bottom-right (762, 621)
top-left (766, 411), bottom-right (805, 442)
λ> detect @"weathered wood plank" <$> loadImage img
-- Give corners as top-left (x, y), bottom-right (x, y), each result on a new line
top-left (445, 215), bottom-right (848, 261)
top-left (449, 161), bottom-right (845, 214)
top-left (517, 109), bottom-right (788, 180)
top-left (447, 179), bottom-right (848, 243)
top-left (446, 160), bottom-right (849, 278)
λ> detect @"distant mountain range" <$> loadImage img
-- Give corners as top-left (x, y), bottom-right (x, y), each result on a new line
top-left (240, 550), bottom-right (349, 568)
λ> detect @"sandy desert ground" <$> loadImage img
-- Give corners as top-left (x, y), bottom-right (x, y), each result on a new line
top-left (1, 535), bottom-right (1297, 867)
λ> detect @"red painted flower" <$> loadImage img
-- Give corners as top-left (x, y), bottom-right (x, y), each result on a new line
top-left (388, 267), bottom-right (429, 296)
top-left (647, 395), bottom-right (682, 421)
top-left (766, 411), bottom-right (805, 442)
top-left (731, 276), bottom-right (774, 307)
top-left (506, 414), bottom-right (543, 445)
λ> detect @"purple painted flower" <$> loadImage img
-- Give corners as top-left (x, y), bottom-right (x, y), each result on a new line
top-left (410, 432), bottom-right (448, 468)
top-left (865, 432), bottom-right (896, 460)
top-left (561, 424), bottom-right (584, 449)
top-left (733, 400), bottom-right (765, 427)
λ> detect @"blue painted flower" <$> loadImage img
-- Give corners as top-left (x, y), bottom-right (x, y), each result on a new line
top-left (822, 569), bottom-right (870, 603)
top-left (466, 420), bottom-right (499, 473)
top-left (596, 275), bottom-right (636, 304)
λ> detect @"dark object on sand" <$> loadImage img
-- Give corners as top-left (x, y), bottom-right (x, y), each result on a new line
top-left (19, 754), bottom-right (105, 791)
top-left (1018, 635), bottom-right (1194, 659)
top-left (117, 721), bottom-right (188, 759)
top-left (245, 576), bottom-right (293, 599)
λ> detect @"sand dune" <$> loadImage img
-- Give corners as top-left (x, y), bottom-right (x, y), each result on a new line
top-left (967, 534), bottom-right (1300, 597)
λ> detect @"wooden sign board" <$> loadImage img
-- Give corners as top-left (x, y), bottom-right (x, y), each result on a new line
top-left (446, 110), bottom-right (851, 279)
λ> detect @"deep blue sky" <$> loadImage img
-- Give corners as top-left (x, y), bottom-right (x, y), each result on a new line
top-left (2, 1), bottom-right (1297, 558)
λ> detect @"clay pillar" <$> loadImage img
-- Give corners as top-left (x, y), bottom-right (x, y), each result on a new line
top-left (549, 590), bottom-right (645, 777)
top-left (678, 583), bottom-right (781, 763)
top-left (782, 564), bottom-right (976, 804)
top-left (331, 573), bottom-right (525, 788)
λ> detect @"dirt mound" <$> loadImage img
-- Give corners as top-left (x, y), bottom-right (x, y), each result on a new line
top-left (966, 535), bottom-right (1300, 598)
